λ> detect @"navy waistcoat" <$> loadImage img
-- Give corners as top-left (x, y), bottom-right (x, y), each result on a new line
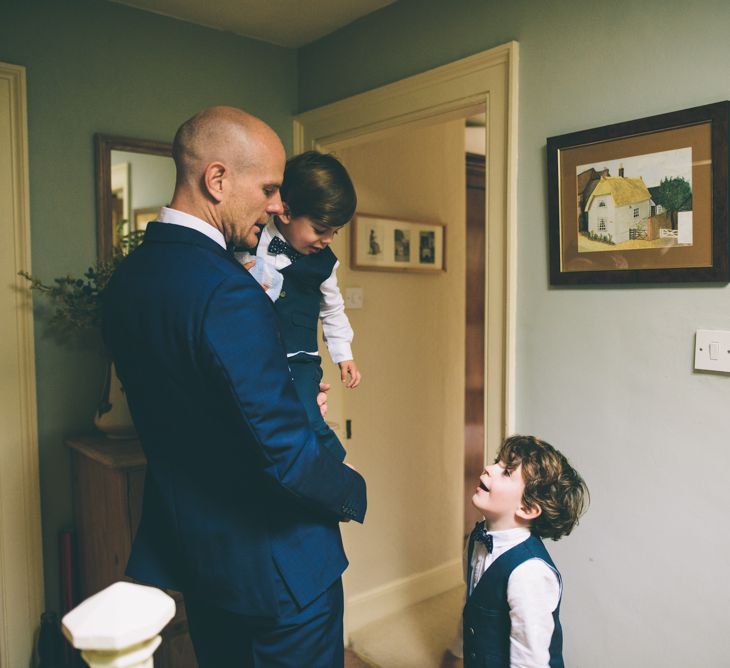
top-left (463, 527), bottom-right (564, 668)
top-left (264, 242), bottom-right (337, 354)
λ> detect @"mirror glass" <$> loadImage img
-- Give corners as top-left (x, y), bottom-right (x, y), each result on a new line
top-left (95, 135), bottom-right (174, 259)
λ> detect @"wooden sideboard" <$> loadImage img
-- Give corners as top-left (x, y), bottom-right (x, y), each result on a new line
top-left (66, 434), bottom-right (197, 667)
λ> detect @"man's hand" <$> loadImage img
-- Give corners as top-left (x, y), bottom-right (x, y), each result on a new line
top-left (338, 360), bottom-right (361, 389)
top-left (317, 382), bottom-right (330, 418)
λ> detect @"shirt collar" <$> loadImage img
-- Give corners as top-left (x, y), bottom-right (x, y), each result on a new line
top-left (158, 206), bottom-right (226, 250)
top-left (482, 525), bottom-right (531, 551)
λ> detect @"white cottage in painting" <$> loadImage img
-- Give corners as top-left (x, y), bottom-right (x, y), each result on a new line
top-left (586, 175), bottom-right (653, 243)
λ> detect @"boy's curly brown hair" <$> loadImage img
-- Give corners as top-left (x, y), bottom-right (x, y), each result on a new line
top-left (498, 435), bottom-right (589, 541)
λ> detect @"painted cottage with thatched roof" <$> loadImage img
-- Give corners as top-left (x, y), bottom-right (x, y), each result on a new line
top-left (585, 173), bottom-right (654, 243)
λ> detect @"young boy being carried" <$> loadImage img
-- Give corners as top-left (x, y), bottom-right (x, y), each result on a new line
top-left (456, 435), bottom-right (588, 668)
top-left (236, 151), bottom-right (360, 461)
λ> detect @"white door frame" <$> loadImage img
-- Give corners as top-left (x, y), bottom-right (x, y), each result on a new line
top-left (0, 61), bottom-right (44, 666)
top-left (294, 42), bottom-right (518, 461)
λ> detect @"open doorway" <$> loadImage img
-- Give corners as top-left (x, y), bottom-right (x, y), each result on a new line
top-left (324, 112), bottom-right (472, 640)
top-left (322, 112), bottom-right (487, 667)
top-left (294, 44), bottom-right (517, 657)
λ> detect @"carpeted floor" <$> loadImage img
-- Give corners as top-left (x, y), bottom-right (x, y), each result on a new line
top-left (347, 587), bottom-right (464, 668)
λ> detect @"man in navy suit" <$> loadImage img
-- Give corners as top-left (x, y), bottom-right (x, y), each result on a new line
top-left (103, 106), bottom-right (367, 667)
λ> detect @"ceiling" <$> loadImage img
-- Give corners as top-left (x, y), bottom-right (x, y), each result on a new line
top-left (107, 0), bottom-right (398, 48)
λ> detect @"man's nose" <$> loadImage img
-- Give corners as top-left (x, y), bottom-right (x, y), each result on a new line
top-left (266, 191), bottom-right (284, 215)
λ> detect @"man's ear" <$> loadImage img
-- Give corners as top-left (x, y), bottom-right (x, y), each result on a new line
top-left (516, 503), bottom-right (542, 522)
top-left (203, 162), bottom-right (226, 203)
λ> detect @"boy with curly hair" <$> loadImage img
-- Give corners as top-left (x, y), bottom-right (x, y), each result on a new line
top-left (460, 435), bottom-right (588, 668)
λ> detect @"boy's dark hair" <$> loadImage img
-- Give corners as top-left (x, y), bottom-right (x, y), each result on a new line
top-left (498, 435), bottom-right (589, 541)
top-left (281, 151), bottom-right (356, 228)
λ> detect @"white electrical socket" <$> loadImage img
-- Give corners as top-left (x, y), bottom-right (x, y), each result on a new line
top-left (694, 329), bottom-right (730, 373)
top-left (345, 287), bottom-right (364, 309)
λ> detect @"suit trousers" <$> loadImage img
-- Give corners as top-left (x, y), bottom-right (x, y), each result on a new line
top-left (288, 354), bottom-right (346, 461)
top-left (184, 575), bottom-right (344, 668)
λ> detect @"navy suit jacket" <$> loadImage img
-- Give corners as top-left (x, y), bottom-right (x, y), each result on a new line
top-left (102, 222), bottom-right (366, 616)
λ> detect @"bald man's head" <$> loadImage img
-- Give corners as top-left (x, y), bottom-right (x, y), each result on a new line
top-left (169, 106), bottom-right (286, 247)
top-left (172, 106), bottom-right (282, 186)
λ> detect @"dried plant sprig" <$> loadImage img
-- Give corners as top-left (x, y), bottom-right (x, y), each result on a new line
top-left (19, 228), bottom-right (145, 334)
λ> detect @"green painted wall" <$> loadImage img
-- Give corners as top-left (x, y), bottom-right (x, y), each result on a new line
top-left (300, 1), bottom-right (730, 664)
top-left (298, 0), bottom-right (519, 112)
top-left (1, 0), bottom-right (296, 613)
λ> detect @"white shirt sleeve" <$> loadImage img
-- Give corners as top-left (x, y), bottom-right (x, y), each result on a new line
top-left (506, 558), bottom-right (561, 668)
top-left (319, 261), bottom-right (354, 363)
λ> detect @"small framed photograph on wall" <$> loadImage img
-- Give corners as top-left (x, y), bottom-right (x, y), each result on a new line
top-left (351, 213), bottom-right (445, 273)
top-left (547, 101), bottom-right (729, 285)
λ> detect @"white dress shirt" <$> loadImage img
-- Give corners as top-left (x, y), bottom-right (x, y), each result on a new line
top-left (157, 206), bottom-right (226, 249)
top-left (452, 526), bottom-right (562, 668)
top-left (235, 221), bottom-right (354, 363)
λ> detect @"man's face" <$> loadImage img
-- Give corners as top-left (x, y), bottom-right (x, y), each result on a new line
top-left (224, 141), bottom-right (286, 248)
top-left (471, 460), bottom-right (528, 531)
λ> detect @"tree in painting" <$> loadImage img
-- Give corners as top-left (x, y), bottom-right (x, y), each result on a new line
top-left (652, 176), bottom-right (692, 227)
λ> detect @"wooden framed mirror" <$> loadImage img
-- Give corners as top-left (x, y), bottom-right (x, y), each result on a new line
top-left (95, 134), bottom-right (174, 259)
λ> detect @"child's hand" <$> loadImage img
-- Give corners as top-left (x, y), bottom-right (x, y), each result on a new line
top-left (338, 360), bottom-right (361, 389)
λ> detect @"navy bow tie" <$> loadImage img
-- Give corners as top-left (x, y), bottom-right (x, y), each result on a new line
top-left (268, 236), bottom-right (302, 263)
top-left (474, 525), bottom-right (493, 553)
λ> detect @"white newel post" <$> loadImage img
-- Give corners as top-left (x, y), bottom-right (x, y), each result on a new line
top-left (62, 581), bottom-right (175, 668)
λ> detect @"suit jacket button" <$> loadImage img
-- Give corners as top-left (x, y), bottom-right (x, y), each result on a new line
top-left (468, 626), bottom-right (475, 636)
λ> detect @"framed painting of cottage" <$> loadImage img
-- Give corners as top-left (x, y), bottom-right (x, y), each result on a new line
top-left (351, 213), bottom-right (446, 273)
top-left (547, 101), bottom-right (729, 284)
